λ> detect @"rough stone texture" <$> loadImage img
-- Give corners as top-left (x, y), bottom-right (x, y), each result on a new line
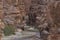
top-left (2, 31), bottom-right (40, 40)
top-left (0, 0), bottom-right (60, 40)
top-left (48, 34), bottom-right (60, 40)
top-left (47, 1), bottom-right (60, 40)
top-left (3, 0), bottom-right (27, 28)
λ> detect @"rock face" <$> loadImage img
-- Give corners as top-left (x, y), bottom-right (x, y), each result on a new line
top-left (27, 0), bottom-right (60, 40)
top-left (3, 0), bottom-right (26, 27)
top-left (48, 34), bottom-right (60, 40)
top-left (0, 0), bottom-right (4, 40)
top-left (47, 1), bottom-right (60, 40)
top-left (0, 0), bottom-right (60, 40)
top-left (27, 0), bottom-right (48, 26)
